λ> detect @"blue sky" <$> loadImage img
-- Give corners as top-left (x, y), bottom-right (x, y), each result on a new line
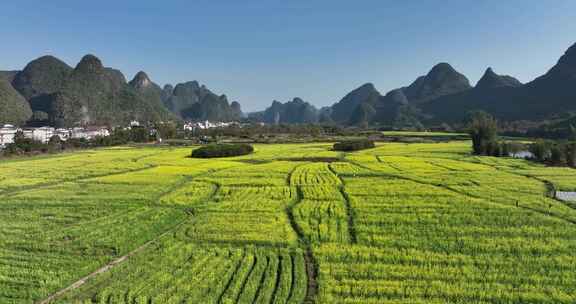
top-left (1, 1), bottom-right (575, 112)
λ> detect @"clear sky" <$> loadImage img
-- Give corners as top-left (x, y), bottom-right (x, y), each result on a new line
top-left (1, 0), bottom-right (575, 112)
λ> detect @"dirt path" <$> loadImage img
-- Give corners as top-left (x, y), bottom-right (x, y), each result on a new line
top-left (327, 164), bottom-right (357, 244)
top-left (36, 165), bottom-right (235, 303)
top-left (38, 209), bottom-right (193, 303)
top-left (303, 248), bottom-right (318, 304)
top-left (285, 164), bottom-right (319, 303)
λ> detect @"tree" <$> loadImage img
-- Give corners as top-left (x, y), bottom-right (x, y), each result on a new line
top-left (155, 122), bottom-right (178, 140)
top-left (130, 127), bottom-right (149, 143)
top-left (529, 140), bottom-right (551, 162)
top-left (565, 142), bottom-right (576, 167)
top-left (466, 111), bottom-right (498, 155)
top-left (569, 124), bottom-right (576, 141)
top-left (550, 144), bottom-right (566, 166)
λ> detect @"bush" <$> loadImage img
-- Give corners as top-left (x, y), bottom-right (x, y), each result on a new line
top-left (191, 144), bottom-right (254, 158)
top-left (333, 139), bottom-right (375, 151)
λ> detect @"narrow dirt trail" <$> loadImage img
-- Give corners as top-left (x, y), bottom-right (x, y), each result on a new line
top-left (36, 164), bottom-right (238, 304)
top-left (328, 164), bottom-right (357, 244)
top-left (285, 164), bottom-right (319, 304)
top-left (38, 209), bottom-right (191, 303)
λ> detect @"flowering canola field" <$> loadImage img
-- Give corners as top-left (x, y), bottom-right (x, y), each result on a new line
top-left (0, 142), bottom-right (575, 303)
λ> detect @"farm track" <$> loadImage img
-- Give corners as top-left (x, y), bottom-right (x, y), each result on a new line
top-left (327, 164), bottom-right (357, 244)
top-left (285, 163), bottom-right (318, 304)
top-left (36, 165), bottom-right (234, 304)
top-left (37, 217), bottom-right (187, 304)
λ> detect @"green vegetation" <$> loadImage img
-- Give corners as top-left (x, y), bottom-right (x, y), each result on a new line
top-left (382, 130), bottom-right (467, 138)
top-left (191, 143), bottom-right (254, 158)
top-left (1, 140), bottom-right (576, 303)
top-left (333, 139), bottom-right (375, 151)
top-left (529, 140), bottom-right (576, 167)
top-left (1, 127), bottom-right (157, 157)
top-left (0, 77), bottom-right (32, 125)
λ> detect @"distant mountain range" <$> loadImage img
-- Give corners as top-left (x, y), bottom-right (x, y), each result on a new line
top-left (248, 98), bottom-right (318, 124)
top-left (1, 42), bottom-right (576, 128)
top-left (0, 54), bottom-right (241, 127)
top-left (325, 42), bottom-right (576, 127)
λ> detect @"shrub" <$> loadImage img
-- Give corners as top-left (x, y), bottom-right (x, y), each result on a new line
top-left (333, 139), bottom-right (375, 151)
top-left (191, 143), bottom-right (254, 158)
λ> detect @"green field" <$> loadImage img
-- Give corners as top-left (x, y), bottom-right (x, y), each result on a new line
top-left (382, 131), bottom-right (468, 138)
top-left (1, 141), bottom-right (576, 303)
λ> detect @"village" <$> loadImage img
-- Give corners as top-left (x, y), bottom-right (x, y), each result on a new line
top-left (0, 124), bottom-right (110, 148)
top-left (0, 120), bottom-right (248, 149)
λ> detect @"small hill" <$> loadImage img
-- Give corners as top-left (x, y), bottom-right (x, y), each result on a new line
top-left (370, 63), bottom-right (470, 126)
top-left (0, 71), bottom-right (19, 83)
top-left (260, 98), bottom-right (318, 124)
top-left (330, 83), bottom-right (382, 123)
top-left (475, 68), bottom-right (522, 89)
top-left (50, 55), bottom-right (171, 127)
top-left (402, 63), bottom-right (471, 104)
top-left (422, 43), bottom-right (576, 122)
top-left (162, 81), bottom-right (241, 121)
top-left (0, 78), bottom-right (32, 125)
top-left (11, 55), bottom-right (72, 114)
top-left (129, 71), bottom-right (175, 121)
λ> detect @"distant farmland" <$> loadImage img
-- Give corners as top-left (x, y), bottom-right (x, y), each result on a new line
top-left (1, 141), bottom-right (575, 303)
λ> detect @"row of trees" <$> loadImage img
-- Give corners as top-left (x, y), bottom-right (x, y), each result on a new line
top-left (529, 140), bottom-right (576, 167)
top-left (467, 110), bottom-right (576, 167)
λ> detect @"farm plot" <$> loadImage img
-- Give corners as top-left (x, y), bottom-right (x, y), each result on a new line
top-left (314, 174), bottom-right (576, 303)
top-left (0, 148), bottom-right (157, 194)
top-left (58, 239), bottom-right (308, 304)
top-left (1, 142), bottom-right (576, 304)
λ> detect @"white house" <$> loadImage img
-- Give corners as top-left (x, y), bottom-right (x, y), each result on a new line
top-left (70, 126), bottom-right (109, 139)
top-left (30, 127), bottom-right (55, 143)
top-left (0, 124), bottom-right (18, 147)
top-left (183, 121), bottom-right (237, 131)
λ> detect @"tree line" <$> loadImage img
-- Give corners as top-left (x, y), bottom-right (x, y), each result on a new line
top-left (467, 111), bottom-right (576, 167)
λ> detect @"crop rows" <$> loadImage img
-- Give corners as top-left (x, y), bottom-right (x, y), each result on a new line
top-left (59, 239), bottom-right (308, 304)
top-left (1, 143), bottom-right (576, 303)
top-left (313, 159), bottom-right (576, 303)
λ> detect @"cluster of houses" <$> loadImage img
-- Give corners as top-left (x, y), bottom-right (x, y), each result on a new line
top-left (0, 120), bottom-right (251, 149)
top-left (0, 125), bottom-right (110, 148)
top-left (183, 120), bottom-right (239, 131)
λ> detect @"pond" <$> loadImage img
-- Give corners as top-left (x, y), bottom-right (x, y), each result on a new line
top-left (556, 191), bottom-right (576, 202)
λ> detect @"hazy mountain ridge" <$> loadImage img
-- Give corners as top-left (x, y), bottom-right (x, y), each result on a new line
top-left (162, 81), bottom-right (242, 122)
top-left (251, 98), bottom-right (318, 124)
